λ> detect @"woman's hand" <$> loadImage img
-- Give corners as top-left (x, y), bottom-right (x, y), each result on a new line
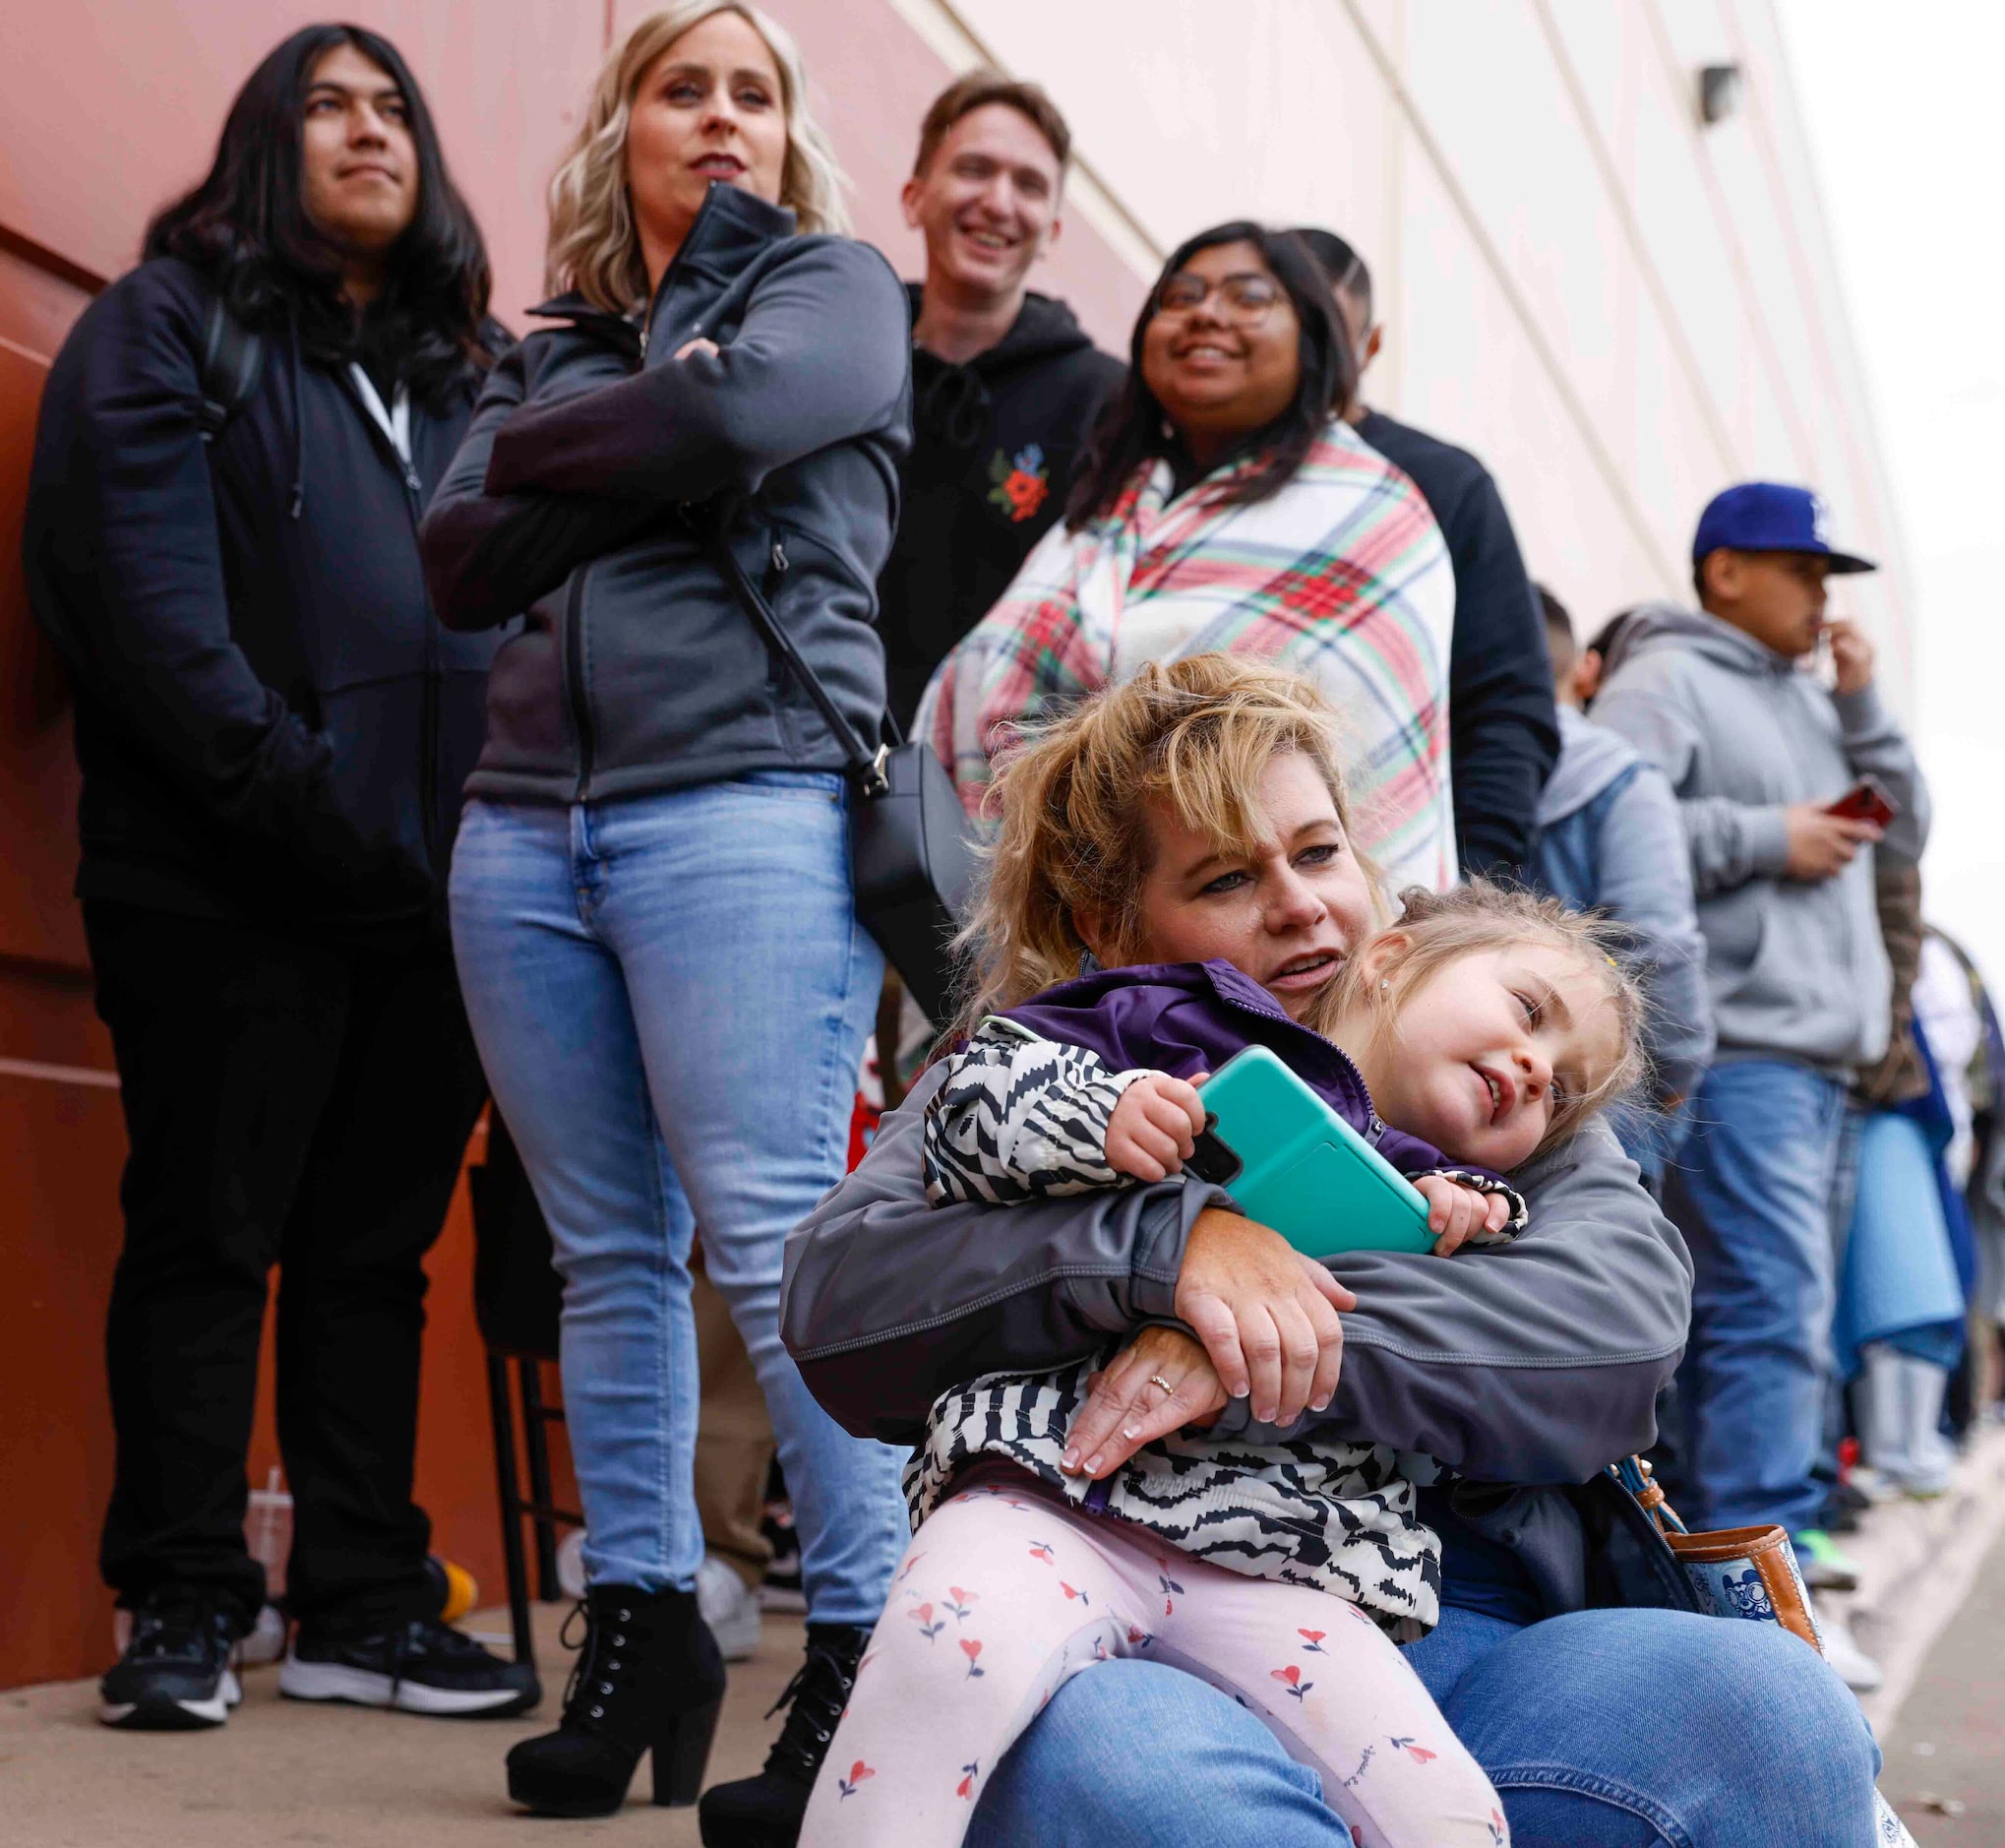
top-left (1174, 1206), bottom-right (1354, 1425)
top-left (1062, 1326), bottom-right (1227, 1478)
top-left (1414, 1175), bottom-right (1513, 1256)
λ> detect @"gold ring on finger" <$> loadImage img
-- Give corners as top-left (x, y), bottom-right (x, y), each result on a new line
top-left (1147, 1374), bottom-right (1176, 1395)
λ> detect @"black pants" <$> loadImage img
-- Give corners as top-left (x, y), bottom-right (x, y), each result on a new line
top-left (86, 901), bottom-right (487, 1632)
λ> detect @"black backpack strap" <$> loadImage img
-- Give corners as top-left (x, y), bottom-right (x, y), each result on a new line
top-left (196, 295), bottom-right (265, 444)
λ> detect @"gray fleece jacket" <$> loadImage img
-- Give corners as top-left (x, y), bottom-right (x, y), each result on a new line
top-left (783, 1065), bottom-right (1692, 1486)
top-left (1590, 601), bottom-right (1929, 1074)
top-left (422, 183), bottom-right (911, 805)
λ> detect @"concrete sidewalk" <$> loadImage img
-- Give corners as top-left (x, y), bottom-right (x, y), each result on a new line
top-left (11, 1442), bottom-right (2005, 1848)
top-left (0, 1604), bottom-right (802, 1848)
top-left (1884, 1516), bottom-right (2005, 1843)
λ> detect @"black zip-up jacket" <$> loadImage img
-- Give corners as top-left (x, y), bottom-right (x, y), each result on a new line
top-left (880, 287), bottom-right (1124, 729)
top-left (24, 257), bottom-right (505, 940)
top-left (1354, 409), bottom-right (1560, 881)
top-left (420, 186), bottom-right (911, 802)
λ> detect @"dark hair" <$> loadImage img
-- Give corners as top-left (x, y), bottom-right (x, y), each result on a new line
top-left (1293, 227), bottom-right (1373, 324)
top-left (1537, 584), bottom-right (1574, 644)
top-left (144, 24), bottom-right (494, 409)
top-left (1064, 221), bottom-right (1357, 529)
top-left (1537, 583), bottom-right (1575, 676)
top-left (913, 70), bottom-right (1070, 176)
top-left (1585, 607), bottom-right (1645, 667)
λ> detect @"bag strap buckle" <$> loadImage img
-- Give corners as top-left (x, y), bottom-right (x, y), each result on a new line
top-left (859, 743), bottom-right (891, 800)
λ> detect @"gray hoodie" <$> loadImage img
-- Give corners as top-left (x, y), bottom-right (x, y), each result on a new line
top-left (1590, 601), bottom-right (1929, 1073)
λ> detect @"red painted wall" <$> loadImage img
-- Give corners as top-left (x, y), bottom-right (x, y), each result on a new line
top-left (0, 0), bottom-right (1140, 1691)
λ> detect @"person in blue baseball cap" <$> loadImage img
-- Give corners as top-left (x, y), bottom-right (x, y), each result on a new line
top-left (1689, 480), bottom-right (1876, 662)
top-left (1589, 479), bottom-right (1930, 1693)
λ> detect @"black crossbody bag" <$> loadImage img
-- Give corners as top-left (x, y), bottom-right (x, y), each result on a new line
top-left (703, 520), bottom-right (977, 1024)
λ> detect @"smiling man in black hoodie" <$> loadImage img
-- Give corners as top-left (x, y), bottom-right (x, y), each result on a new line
top-left (880, 73), bottom-right (1124, 730)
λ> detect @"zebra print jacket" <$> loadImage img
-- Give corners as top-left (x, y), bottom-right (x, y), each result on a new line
top-left (904, 1359), bottom-right (1440, 1636)
top-left (910, 986), bottom-right (1545, 1633)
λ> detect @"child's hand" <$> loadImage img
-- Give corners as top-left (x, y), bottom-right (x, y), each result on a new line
top-left (1415, 1175), bottom-right (1513, 1255)
top-left (1105, 1072), bottom-right (1209, 1182)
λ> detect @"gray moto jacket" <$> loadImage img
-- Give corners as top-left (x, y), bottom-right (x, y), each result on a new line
top-left (782, 1063), bottom-right (1693, 1488)
top-left (421, 183), bottom-right (911, 806)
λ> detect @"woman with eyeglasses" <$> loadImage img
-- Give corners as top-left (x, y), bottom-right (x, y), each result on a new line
top-left (917, 221), bottom-right (1456, 893)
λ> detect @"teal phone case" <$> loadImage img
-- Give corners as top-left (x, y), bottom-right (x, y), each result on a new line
top-left (1189, 1046), bottom-right (1434, 1257)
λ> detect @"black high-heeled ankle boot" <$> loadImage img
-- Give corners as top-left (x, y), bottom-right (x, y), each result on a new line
top-left (506, 1584), bottom-right (726, 1817)
top-left (697, 1623), bottom-right (870, 1846)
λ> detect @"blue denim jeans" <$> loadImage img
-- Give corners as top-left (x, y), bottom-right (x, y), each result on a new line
top-left (968, 1605), bottom-right (1879, 1847)
top-left (449, 782), bottom-right (909, 1626)
top-left (1664, 1059), bottom-right (1851, 1532)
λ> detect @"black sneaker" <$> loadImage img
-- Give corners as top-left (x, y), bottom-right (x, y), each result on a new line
top-left (280, 1615), bottom-right (540, 1718)
top-left (99, 1594), bottom-right (242, 1731)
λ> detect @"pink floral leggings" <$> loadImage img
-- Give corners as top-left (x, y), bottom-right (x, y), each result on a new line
top-left (802, 1479), bottom-right (1507, 1847)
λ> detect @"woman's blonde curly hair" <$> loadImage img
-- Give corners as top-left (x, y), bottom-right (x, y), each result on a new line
top-left (544, 3), bottom-right (849, 315)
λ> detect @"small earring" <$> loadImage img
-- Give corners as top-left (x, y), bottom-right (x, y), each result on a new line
top-left (1378, 978), bottom-right (1390, 993)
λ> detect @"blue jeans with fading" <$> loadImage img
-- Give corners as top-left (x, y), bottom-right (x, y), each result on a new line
top-left (967, 1604), bottom-right (1879, 1847)
top-left (1665, 1058), bottom-right (1852, 1533)
top-left (449, 779), bottom-right (909, 1626)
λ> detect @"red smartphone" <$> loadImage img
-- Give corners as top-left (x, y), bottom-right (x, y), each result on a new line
top-left (1826, 777), bottom-right (1897, 829)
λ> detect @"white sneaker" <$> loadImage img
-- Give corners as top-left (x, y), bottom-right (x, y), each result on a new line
top-left (1815, 1607), bottom-right (1884, 1694)
top-left (697, 1554), bottom-right (763, 1662)
top-left (556, 1529), bottom-right (587, 1600)
top-left (238, 1603), bottom-right (289, 1667)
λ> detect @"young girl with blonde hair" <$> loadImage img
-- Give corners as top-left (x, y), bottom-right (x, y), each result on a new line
top-left (802, 655), bottom-right (1642, 1847)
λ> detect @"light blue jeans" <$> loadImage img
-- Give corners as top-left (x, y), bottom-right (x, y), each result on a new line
top-left (1665, 1059), bottom-right (1851, 1533)
top-left (450, 781), bottom-right (909, 1626)
top-left (968, 1605), bottom-right (1879, 1847)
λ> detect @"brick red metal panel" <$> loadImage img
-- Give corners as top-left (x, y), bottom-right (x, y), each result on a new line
top-left (0, 0), bottom-right (1143, 1691)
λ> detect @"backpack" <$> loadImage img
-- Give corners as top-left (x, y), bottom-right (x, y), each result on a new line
top-left (196, 295), bottom-right (264, 443)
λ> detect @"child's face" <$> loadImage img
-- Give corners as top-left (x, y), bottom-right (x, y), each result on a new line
top-left (1117, 752), bottom-right (1375, 1022)
top-left (1353, 942), bottom-right (1625, 1169)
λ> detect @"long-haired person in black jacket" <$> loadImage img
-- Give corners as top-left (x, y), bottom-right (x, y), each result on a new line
top-left (420, 4), bottom-right (913, 1834)
top-left (24, 26), bottom-right (534, 1731)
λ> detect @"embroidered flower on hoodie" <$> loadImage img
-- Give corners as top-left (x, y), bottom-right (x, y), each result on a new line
top-left (988, 444), bottom-right (1050, 524)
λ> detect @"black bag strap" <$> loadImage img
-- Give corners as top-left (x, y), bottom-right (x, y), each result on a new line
top-left (700, 513), bottom-right (891, 796)
top-left (196, 295), bottom-right (265, 444)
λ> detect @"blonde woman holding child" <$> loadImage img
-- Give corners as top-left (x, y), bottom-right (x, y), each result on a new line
top-left (785, 656), bottom-right (1882, 1847)
top-left (798, 657), bottom-right (1638, 1845)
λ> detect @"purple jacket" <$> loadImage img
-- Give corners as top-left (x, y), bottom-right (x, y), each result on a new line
top-left (1002, 958), bottom-right (1500, 1185)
